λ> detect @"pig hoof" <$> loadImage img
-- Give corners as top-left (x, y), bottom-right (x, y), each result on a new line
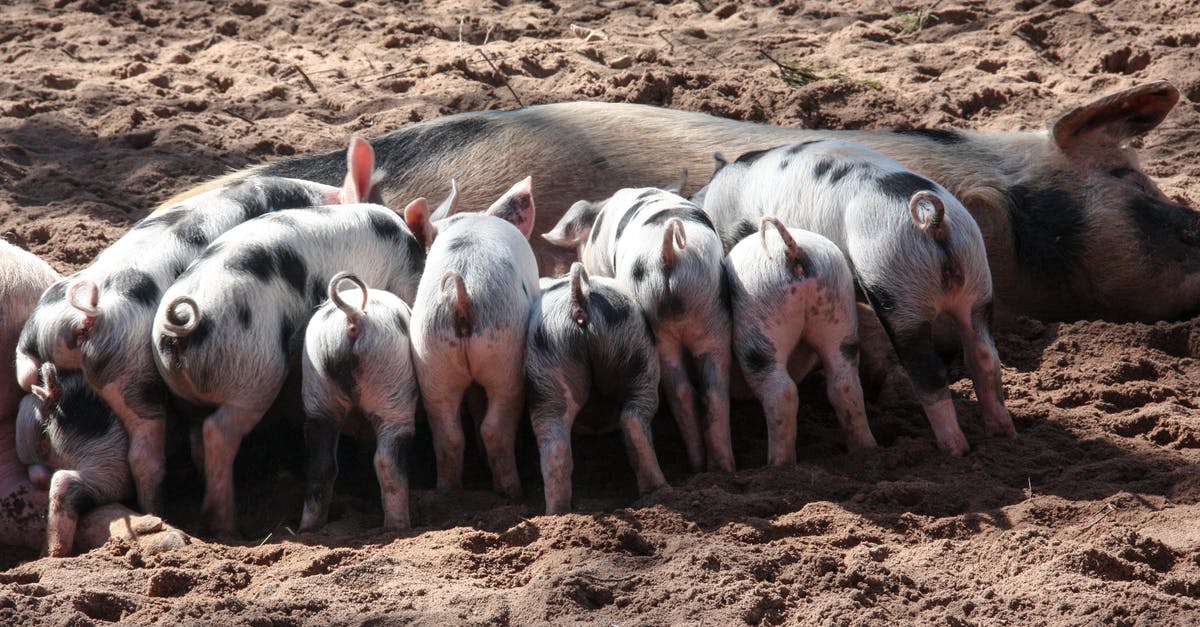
top-left (936, 434), bottom-right (971, 457)
top-left (847, 433), bottom-right (879, 450)
top-left (985, 420), bottom-right (1018, 439)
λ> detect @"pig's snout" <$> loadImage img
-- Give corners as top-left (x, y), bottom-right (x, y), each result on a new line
top-left (438, 270), bottom-right (473, 338)
top-left (161, 296), bottom-right (201, 337)
top-left (908, 191), bottom-right (947, 240)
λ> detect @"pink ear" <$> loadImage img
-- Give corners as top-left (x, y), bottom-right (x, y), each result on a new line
top-left (340, 137), bottom-right (377, 204)
top-left (403, 197), bottom-right (435, 248)
top-left (485, 176), bottom-right (536, 239)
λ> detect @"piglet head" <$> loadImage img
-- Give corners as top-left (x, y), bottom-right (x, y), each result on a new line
top-left (542, 199), bottom-right (600, 249)
top-left (485, 176), bottom-right (536, 239)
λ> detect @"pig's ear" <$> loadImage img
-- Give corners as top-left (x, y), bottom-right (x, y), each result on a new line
top-left (542, 199), bottom-right (598, 248)
top-left (662, 169), bottom-right (688, 195)
top-left (1052, 81), bottom-right (1180, 150)
top-left (430, 179), bottom-right (459, 221)
top-left (485, 176), bottom-right (536, 239)
top-left (403, 197), bottom-right (437, 249)
top-left (340, 137), bottom-right (380, 204)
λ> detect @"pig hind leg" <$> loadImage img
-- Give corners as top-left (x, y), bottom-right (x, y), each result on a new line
top-left (869, 295), bottom-right (968, 456)
top-left (373, 418), bottom-right (416, 529)
top-left (98, 378), bottom-right (167, 515)
top-left (954, 303), bottom-right (1015, 439)
top-left (299, 412), bottom-right (340, 531)
top-left (422, 377), bottom-right (470, 492)
top-left (474, 360), bottom-right (525, 499)
top-left (688, 335), bottom-right (735, 472)
top-left (813, 337), bottom-right (877, 450)
top-left (618, 383), bottom-right (667, 494)
top-left (528, 374), bottom-right (579, 515)
top-left (201, 402), bottom-right (269, 536)
top-left (657, 338), bottom-right (707, 472)
top-left (736, 332), bottom-right (800, 467)
top-left (46, 469), bottom-right (92, 557)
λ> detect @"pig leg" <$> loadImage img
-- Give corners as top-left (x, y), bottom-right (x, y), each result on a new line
top-left (299, 414), bottom-right (340, 531)
top-left (423, 381), bottom-right (469, 491)
top-left (477, 381), bottom-right (524, 499)
top-left (618, 393), bottom-right (667, 494)
top-left (955, 304), bottom-right (1015, 439)
top-left (888, 321), bottom-right (968, 456)
top-left (691, 341), bottom-right (735, 472)
top-left (45, 469), bottom-right (90, 557)
top-left (97, 380), bottom-right (166, 515)
top-left (530, 398), bottom-right (577, 514)
top-left (201, 403), bottom-right (267, 536)
top-left (374, 419), bottom-right (416, 530)
top-left (657, 338), bottom-right (706, 472)
top-left (814, 339), bottom-right (877, 450)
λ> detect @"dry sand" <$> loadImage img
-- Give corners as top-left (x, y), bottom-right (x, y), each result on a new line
top-left (2, 0), bottom-right (1199, 624)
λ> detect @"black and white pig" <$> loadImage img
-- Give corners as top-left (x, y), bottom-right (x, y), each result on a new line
top-left (13, 137), bottom-right (382, 516)
top-left (151, 202), bottom-right (425, 534)
top-left (724, 217), bottom-right (876, 464)
top-left (403, 177), bottom-right (539, 499)
top-left (700, 139), bottom-right (1013, 456)
top-left (544, 186), bottom-right (735, 473)
top-left (300, 272), bottom-right (418, 531)
top-left (526, 262), bottom-right (667, 514)
top-left (15, 364), bottom-right (131, 557)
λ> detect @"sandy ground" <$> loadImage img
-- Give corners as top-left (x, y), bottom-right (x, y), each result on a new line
top-left (2, 0), bottom-right (1200, 624)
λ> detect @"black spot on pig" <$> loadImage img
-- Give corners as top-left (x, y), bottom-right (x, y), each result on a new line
top-left (51, 375), bottom-right (114, 439)
top-left (657, 293), bottom-right (685, 320)
top-left (877, 171), bottom-right (936, 203)
top-left (731, 220), bottom-right (756, 246)
top-left (225, 177), bottom-right (323, 221)
top-left (631, 257), bottom-right (647, 283)
top-left (273, 245), bottom-right (308, 294)
top-left (446, 236), bottom-right (472, 253)
top-left (393, 311), bottom-right (409, 336)
top-left (236, 300), bottom-right (252, 329)
top-left (813, 159), bottom-right (834, 180)
top-left (105, 269), bottom-right (160, 307)
top-left (788, 140), bottom-right (824, 154)
top-left (891, 128), bottom-right (965, 144)
top-left (1123, 195), bottom-right (1200, 271)
top-left (189, 316), bottom-right (215, 347)
top-left (735, 149), bottom-right (769, 165)
top-left (740, 329), bottom-right (775, 380)
top-left (173, 214), bottom-right (210, 248)
top-left (368, 212), bottom-right (406, 244)
top-left (227, 245), bottom-right (277, 282)
top-left (308, 277), bottom-right (325, 304)
top-left (827, 163), bottom-right (864, 185)
top-left (840, 340), bottom-right (860, 365)
top-left (590, 289), bottom-right (630, 325)
top-left (588, 210), bottom-right (606, 244)
top-left (1006, 184), bottom-right (1085, 287)
top-left (391, 431), bottom-right (414, 475)
top-left (325, 345), bottom-right (359, 397)
top-left (892, 322), bottom-right (949, 400)
top-left (643, 206), bottom-right (716, 232)
top-left (128, 377), bottom-right (171, 415)
top-left (615, 201), bottom-right (646, 240)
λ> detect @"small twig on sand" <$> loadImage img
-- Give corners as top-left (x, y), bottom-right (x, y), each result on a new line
top-left (257, 532), bottom-right (273, 547)
top-left (284, 526), bottom-right (296, 536)
top-left (571, 23), bottom-right (608, 42)
top-left (1025, 477), bottom-right (1033, 501)
top-left (222, 108), bottom-right (256, 125)
top-left (662, 30), bottom-right (728, 67)
top-left (1078, 503), bottom-right (1117, 535)
top-left (291, 64), bottom-right (319, 94)
top-left (656, 32), bottom-right (675, 54)
top-left (476, 49), bottom-right (524, 107)
top-left (366, 63), bottom-right (430, 83)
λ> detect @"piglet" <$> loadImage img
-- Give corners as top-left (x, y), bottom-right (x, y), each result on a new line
top-left (404, 177), bottom-right (540, 498)
top-left (15, 364), bottom-right (131, 557)
top-left (14, 137), bottom-right (380, 517)
top-left (151, 202), bottom-right (425, 535)
top-left (544, 184), bottom-right (735, 473)
top-left (700, 139), bottom-right (1013, 455)
top-left (300, 272), bottom-right (418, 530)
top-left (725, 217), bottom-right (876, 464)
top-left (526, 262), bottom-right (667, 513)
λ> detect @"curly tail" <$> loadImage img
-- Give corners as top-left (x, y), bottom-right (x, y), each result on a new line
top-left (67, 279), bottom-right (99, 319)
top-left (569, 262), bottom-right (590, 328)
top-left (759, 216), bottom-right (806, 277)
top-left (30, 362), bottom-right (62, 414)
top-left (908, 191), bottom-right (948, 241)
top-left (329, 272), bottom-right (370, 338)
top-left (439, 270), bottom-right (473, 338)
top-left (161, 296), bottom-right (201, 337)
top-left (661, 217), bottom-right (688, 273)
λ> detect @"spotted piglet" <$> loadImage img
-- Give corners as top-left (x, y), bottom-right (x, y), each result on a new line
top-left (15, 364), bottom-right (131, 557)
top-left (404, 178), bottom-right (540, 499)
top-left (725, 217), bottom-right (876, 464)
top-left (14, 138), bottom-right (381, 517)
top-left (300, 273), bottom-right (417, 530)
top-left (526, 262), bottom-right (666, 514)
top-left (151, 202), bottom-right (425, 535)
top-left (700, 139), bottom-right (1013, 455)
top-left (544, 185), bottom-right (735, 473)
